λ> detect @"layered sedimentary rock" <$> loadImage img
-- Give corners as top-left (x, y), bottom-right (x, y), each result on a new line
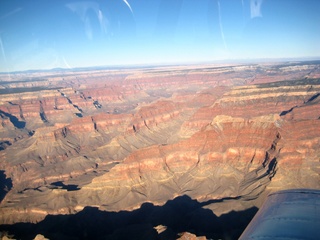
top-left (0, 62), bottom-right (319, 239)
top-left (76, 114), bottom-right (281, 210)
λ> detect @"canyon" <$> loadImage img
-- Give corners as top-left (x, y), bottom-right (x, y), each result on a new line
top-left (0, 61), bottom-right (319, 239)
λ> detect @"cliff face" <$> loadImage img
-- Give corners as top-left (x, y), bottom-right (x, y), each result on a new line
top-left (0, 63), bottom-right (319, 230)
top-left (77, 114), bottom-right (281, 212)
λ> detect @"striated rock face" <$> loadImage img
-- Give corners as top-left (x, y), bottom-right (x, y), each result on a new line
top-left (74, 114), bottom-right (280, 213)
top-left (0, 62), bottom-right (320, 239)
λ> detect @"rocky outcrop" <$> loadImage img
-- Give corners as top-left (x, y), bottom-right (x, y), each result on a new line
top-left (75, 115), bottom-right (280, 211)
top-left (0, 63), bottom-right (319, 239)
top-left (0, 98), bottom-right (193, 193)
top-left (177, 232), bottom-right (206, 240)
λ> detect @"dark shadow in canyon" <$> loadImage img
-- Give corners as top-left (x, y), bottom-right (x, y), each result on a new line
top-left (306, 92), bottom-right (320, 104)
top-left (0, 171), bottom-right (12, 202)
top-left (280, 106), bottom-right (297, 116)
top-left (50, 181), bottom-right (80, 191)
top-left (0, 141), bottom-right (11, 151)
top-left (0, 195), bottom-right (258, 240)
top-left (0, 110), bottom-right (26, 129)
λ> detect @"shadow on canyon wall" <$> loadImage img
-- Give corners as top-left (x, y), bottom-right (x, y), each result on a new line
top-left (50, 181), bottom-right (80, 191)
top-left (0, 141), bottom-right (11, 151)
top-left (0, 110), bottom-right (26, 129)
top-left (0, 195), bottom-right (258, 240)
top-left (0, 171), bottom-right (12, 202)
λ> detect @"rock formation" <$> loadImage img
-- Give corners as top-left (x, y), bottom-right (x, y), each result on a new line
top-left (0, 62), bottom-right (319, 239)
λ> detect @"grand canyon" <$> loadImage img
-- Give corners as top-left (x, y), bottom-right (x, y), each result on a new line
top-left (0, 61), bottom-right (319, 239)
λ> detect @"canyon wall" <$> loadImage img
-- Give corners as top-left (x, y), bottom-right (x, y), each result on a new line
top-left (0, 62), bottom-right (319, 238)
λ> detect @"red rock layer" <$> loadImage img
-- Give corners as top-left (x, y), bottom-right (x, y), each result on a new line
top-left (0, 63), bottom-right (319, 224)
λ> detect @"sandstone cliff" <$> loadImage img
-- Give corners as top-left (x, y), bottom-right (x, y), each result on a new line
top-left (0, 62), bottom-right (319, 239)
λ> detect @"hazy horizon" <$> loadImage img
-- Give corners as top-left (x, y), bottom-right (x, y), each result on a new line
top-left (2, 56), bottom-right (320, 75)
top-left (1, 0), bottom-right (320, 72)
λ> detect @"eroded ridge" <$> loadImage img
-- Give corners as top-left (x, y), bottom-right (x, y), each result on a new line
top-left (0, 63), bottom-right (319, 237)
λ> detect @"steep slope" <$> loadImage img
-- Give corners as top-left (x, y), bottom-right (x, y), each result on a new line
top-left (0, 63), bottom-right (319, 234)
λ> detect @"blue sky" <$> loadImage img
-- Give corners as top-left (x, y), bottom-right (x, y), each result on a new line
top-left (0, 0), bottom-right (319, 72)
